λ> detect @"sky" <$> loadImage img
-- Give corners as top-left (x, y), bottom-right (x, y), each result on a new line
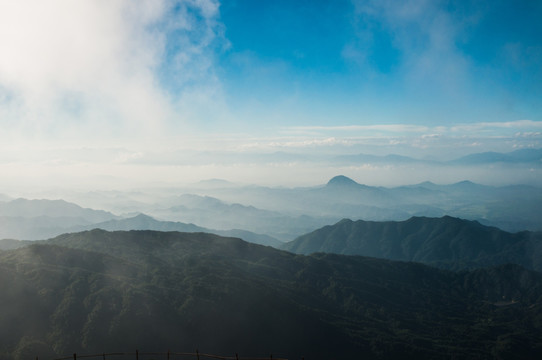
top-left (0, 0), bottom-right (541, 191)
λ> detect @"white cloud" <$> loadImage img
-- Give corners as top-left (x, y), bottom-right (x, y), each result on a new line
top-left (275, 120), bottom-right (542, 158)
top-left (283, 124), bottom-right (430, 135)
top-left (349, 0), bottom-right (475, 106)
top-left (449, 120), bottom-right (542, 133)
top-left (0, 0), bottom-right (223, 144)
top-left (285, 120), bottom-right (542, 137)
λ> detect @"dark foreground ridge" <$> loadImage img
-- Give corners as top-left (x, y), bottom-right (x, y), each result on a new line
top-left (2, 229), bottom-right (542, 359)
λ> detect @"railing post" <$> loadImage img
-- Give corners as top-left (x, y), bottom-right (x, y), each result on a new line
top-left (136, 349), bottom-right (139, 360)
top-left (102, 353), bottom-right (105, 360)
top-left (196, 349), bottom-right (200, 360)
top-left (167, 350), bottom-right (170, 360)
top-left (236, 353), bottom-right (239, 360)
top-left (73, 353), bottom-right (77, 360)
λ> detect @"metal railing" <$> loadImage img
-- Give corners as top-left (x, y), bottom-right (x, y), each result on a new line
top-left (49, 350), bottom-right (288, 360)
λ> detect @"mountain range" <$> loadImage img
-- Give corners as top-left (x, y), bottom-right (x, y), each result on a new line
top-left (283, 216), bottom-right (542, 271)
top-left (1, 174), bottom-right (541, 244)
top-left (169, 175), bottom-right (542, 235)
top-left (75, 213), bottom-right (283, 248)
top-left (0, 198), bottom-right (119, 240)
top-left (2, 229), bottom-right (542, 359)
top-left (333, 148), bottom-right (542, 166)
top-left (448, 148), bottom-right (542, 165)
top-left (0, 198), bottom-right (116, 222)
top-left (0, 198), bottom-right (282, 247)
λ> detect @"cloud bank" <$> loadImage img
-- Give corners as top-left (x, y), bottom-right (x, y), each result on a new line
top-left (0, 0), bottom-right (223, 144)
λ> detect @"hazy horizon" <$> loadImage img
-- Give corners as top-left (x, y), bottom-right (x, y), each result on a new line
top-left (1, 0), bottom-right (541, 193)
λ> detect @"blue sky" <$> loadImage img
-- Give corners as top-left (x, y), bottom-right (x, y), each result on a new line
top-left (0, 0), bottom-right (541, 190)
top-left (215, 0), bottom-right (542, 130)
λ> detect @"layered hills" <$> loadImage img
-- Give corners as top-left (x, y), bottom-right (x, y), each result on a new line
top-left (1, 175), bottom-right (542, 244)
top-left (75, 213), bottom-right (283, 247)
top-left (283, 216), bottom-right (542, 271)
top-left (0, 198), bottom-right (119, 240)
top-left (1, 230), bottom-right (542, 359)
top-left (164, 175), bottom-right (542, 235)
top-left (0, 198), bottom-right (116, 222)
top-left (0, 198), bottom-right (282, 247)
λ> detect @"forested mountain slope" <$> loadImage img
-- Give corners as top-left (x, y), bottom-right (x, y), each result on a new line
top-left (1, 230), bottom-right (542, 359)
top-left (283, 216), bottom-right (542, 271)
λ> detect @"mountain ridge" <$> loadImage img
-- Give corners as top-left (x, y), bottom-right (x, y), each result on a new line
top-left (2, 230), bottom-right (542, 359)
top-left (332, 148), bottom-right (542, 166)
top-left (73, 213), bottom-right (283, 247)
top-left (0, 198), bottom-right (117, 222)
top-left (283, 215), bottom-right (542, 271)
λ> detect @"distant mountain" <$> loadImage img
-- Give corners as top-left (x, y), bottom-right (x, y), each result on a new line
top-left (78, 214), bottom-right (283, 247)
top-left (507, 148), bottom-right (542, 162)
top-left (157, 176), bottom-right (542, 235)
top-left (81, 213), bottom-right (205, 232)
top-left (4, 171), bottom-right (542, 246)
top-left (450, 151), bottom-right (510, 164)
top-left (151, 194), bottom-right (336, 241)
top-left (324, 178), bottom-right (542, 232)
top-left (332, 148), bottom-right (542, 166)
top-left (333, 153), bottom-right (425, 165)
top-left (283, 216), bottom-right (542, 271)
top-left (316, 175), bottom-right (395, 207)
top-left (326, 175), bottom-right (361, 187)
top-left (0, 216), bottom-right (89, 240)
top-left (0, 197), bottom-right (283, 246)
top-left (2, 230), bottom-right (542, 359)
top-left (450, 148), bottom-right (542, 165)
top-left (0, 198), bottom-right (117, 222)
top-left (0, 198), bottom-right (119, 240)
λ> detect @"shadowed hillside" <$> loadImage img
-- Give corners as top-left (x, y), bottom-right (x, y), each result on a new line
top-left (1, 230), bottom-right (542, 359)
top-left (282, 216), bottom-right (542, 271)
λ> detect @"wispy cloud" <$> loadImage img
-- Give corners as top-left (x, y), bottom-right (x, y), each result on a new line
top-left (0, 0), bottom-right (223, 143)
top-left (349, 0), bottom-right (471, 91)
top-left (274, 120), bottom-right (542, 157)
top-left (284, 120), bottom-right (542, 136)
top-left (284, 124), bottom-right (430, 134)
top-left (450, 120), bottom-right (542, 132)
